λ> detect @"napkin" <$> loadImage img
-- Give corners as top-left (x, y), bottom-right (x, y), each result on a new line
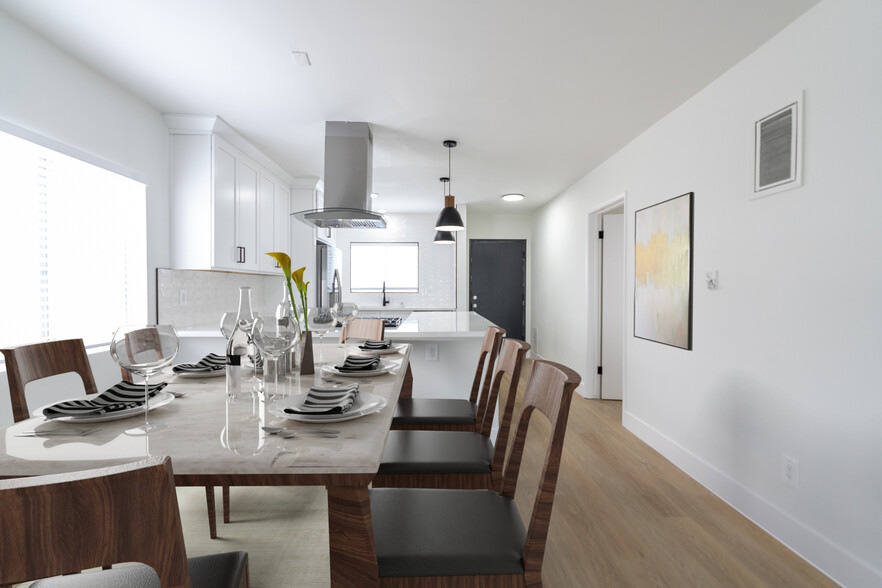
top-left (42, 381), bottom-right (169, 419)
top-left (173, 353), bottom-right (227, 374)
top-left (334, 355), bottom-right (381, 372)
top-left (359, 339), bottom-right (392, 350)
top-left (284, 383), bottom-right (360, 414)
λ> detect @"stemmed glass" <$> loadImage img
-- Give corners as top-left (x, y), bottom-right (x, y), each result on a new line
top-left (109, 325), bottom-right (179, 435)
top-left (307, 306), bottom-right (335, 365)
top-left (219, 312), bottom-right (238, 339)
top-left (251, 316), bottom-right (299, 400)
top-left (331, 302), bottom-right (359, 344)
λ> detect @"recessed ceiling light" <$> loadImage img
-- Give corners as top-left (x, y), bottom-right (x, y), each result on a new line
top-left (371, 193), bottom-right (379, 199)
top-left (501, 193), bottom-right (524, 202)
top-left (290, 51), bottom-right (311, 66)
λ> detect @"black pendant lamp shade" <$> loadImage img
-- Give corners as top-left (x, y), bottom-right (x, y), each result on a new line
top-left (433, 230), bottom-right (456, 244)
top-left (435, 140), bottom-right (465, 231)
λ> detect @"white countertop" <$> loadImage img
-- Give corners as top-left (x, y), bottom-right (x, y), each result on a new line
top-left (178, 311), bottom-right (495, 341)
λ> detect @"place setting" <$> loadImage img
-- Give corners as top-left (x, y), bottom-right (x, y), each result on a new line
top-left (348, 338), bottom-right (406, 356)
top-left (170, 352), bottom-right (227, 378)
top-left (268, 381), bottom-right (387, 424)
top-left (321, 353), bottom-right (397, 379)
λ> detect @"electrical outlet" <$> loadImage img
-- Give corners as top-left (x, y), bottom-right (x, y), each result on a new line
top-left (425, 343), bottom-right (439, 362)
top-left (179, 289), bottom-right (188, 306)
top-left (781, 455), bottom-right (799, 489)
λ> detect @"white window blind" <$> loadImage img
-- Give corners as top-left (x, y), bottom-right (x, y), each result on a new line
top-left (0, 128), bottom-right (147, 349)
top-left (350, 242), bottom-right (419, 292)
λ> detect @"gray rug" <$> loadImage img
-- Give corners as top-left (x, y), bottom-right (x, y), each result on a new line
top-left (178, 486), bottom-right (331, 587)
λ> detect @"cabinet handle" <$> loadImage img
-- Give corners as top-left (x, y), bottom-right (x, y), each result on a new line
top-left (237, 246), bottom-right (246, 263)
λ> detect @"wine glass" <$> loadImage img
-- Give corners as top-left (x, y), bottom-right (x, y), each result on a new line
top-left (109, 325), bottom-right (179, 435)
top-left (219, 311), bottom-right (238, 339)
top-left (251, 316), bottom-right (299, 400)
top-left (331, 302), bottom-right (359, 344)
top-left (307, 307), bottom-right (335, 365)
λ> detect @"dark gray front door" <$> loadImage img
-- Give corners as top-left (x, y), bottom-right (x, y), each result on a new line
top-left (469, 239), bottom-right (526, 340)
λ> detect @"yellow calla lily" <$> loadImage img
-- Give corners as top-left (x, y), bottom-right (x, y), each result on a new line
top-left (266, 252), bottom-right (292, 279)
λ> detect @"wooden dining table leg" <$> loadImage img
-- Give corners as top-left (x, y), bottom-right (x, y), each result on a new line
top-left (399, 363), bottom-right (413, 399)
top-left (326, 482), bottom-right (379, 587)
top-left (204, 485), bottom-right (217, 539)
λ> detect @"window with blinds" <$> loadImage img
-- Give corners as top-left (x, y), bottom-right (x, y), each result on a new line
top-left (0, 126), bottom-right (147, 350)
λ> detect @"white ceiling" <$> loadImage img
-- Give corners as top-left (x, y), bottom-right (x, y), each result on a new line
top-left (0, 0), bottom-right (818, 214)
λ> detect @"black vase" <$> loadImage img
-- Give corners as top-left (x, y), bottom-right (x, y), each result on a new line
top-left (300, 332), bottom-right (315, 375)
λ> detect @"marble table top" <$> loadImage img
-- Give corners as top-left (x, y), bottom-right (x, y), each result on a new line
top-left (0, 344), bottom-right (411, 478)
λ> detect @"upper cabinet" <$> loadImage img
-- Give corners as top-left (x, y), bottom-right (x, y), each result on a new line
top-left (166, 115), bottom-right (295, 275)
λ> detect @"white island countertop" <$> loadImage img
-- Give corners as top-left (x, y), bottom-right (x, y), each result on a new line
top-left (381, 311), bottom-right (494, 341)
top-left (177, 311), bottom-right (495, 341)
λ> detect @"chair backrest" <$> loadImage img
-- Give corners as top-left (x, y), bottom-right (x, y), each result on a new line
top-left (120, 327), bottom-right (164, 383)
top-left (0, 456), bottom-right (191, 587)
top-left (468, 326), bottom-right (505, 404)
top-left (499, 360), bottom-right (580, 586)
top-left (475, 338), bottom-right (531, 488)
top-left (1, 339), bottom-right (99, 422)
top-left (339, 318), bottom-right (385, 343)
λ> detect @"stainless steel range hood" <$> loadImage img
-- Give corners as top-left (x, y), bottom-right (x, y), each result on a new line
top-left (292, 121), bottom-right (386, 229)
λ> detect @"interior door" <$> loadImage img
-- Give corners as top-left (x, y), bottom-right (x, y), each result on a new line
top-left (469, 240), bottom-right (526, 340)
top-left (600, 214), bottom-right (624, 400)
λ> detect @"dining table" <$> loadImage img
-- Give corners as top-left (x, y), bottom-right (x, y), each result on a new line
top-left (0, 341), bottom-right (412, 588)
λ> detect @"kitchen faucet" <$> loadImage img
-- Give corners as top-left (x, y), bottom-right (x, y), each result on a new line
top-left (382, 281), bottom-right (390, 307)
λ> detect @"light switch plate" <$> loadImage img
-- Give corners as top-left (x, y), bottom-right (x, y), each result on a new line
top-left (426, 343), bottom-right (439, 362)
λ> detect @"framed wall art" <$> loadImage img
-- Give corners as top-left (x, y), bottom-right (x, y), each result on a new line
top-left (634, 192), bottom-right (693, 350)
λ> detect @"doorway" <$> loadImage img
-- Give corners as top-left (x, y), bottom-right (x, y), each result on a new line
top-left (587, 195), bottom-right (626, 400)
top-left (469, 240), bottom-right (526, 340)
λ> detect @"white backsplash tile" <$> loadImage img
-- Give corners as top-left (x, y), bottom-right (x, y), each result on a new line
top-left (157, 269), bottom-right (285, 330)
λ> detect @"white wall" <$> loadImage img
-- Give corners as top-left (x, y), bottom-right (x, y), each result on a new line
top-left (467, 212), bottom-right (533, 348)
top-left (531, 1), bottom-right (881, 585)
top-left (333, 213), bottom-right (456, 310)
top-left (0, 10), bottom-right (171, 425)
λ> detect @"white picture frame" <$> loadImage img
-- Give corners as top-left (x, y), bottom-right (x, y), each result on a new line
top-left (751, 92), bottom-right (804, 199)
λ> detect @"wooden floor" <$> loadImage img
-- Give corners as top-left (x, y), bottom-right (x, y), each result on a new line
top-left (508, 363), bottom-right (838, 587)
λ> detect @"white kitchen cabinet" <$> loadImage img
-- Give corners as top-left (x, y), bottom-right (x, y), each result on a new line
top-left (166, 115), bottom-right (294, 275)
top-left (258, 170), bottom-right (292, 274)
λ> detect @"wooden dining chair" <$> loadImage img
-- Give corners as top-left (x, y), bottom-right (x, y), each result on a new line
top-left (370, 359), bottom-right (580, 587)
top-left (3, 337), bottom-right (226, 541)
top-left (339, 317), bottom-right (385, 343)
top-left (1, 339), bottom-right (98, 423)
top-left (0, 456), bottom-right (249, 588)
top-left (373, 338), bottom-right (531, 491)
top-left (391, 325), bottom-right (505, 432)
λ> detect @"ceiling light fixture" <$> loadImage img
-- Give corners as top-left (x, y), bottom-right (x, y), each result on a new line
top-left (370, 193), bottom-right (379, 199)
top-left (434, 177), bottom-right (457, 244)
top-left (501, 193), bottom-right (524, 202)
top-left (435, 140), bottom-right (465, 231)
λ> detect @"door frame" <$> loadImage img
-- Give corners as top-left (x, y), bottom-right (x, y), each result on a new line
top-left (586, 193), bottom-right (626, 400)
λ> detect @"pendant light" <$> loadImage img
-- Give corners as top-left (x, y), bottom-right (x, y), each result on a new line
top-left (435, 140), bottom-right (465, 231)
top-left (434, 177), bottom-right (457, 244)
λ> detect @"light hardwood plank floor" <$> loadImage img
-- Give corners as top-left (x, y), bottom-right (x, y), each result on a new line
top-left (508, 365), bottom-right (838, 587)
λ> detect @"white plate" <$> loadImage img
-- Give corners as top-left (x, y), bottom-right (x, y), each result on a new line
top-left (34, 392), bottom-right (175, 423)
top-left (351, 344), bottom-right (405, 356)
top-left (321, 359), bottom-right (395, 378)
top-left (173, 369), bottom-right (225, 379)
top-left (268, 392), bottom-right (387, 423)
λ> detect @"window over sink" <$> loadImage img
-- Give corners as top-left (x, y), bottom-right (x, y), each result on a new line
top-left (349, 242), bottom-right (419, 293)
top-left (0, 123), bottom-right (147, 351)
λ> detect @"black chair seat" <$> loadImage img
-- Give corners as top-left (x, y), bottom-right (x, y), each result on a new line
top-left (30, 551), bottom-right (249, 588)
top-left (371, 488), bottom-right (526, 577)
top-left (378, 430), bottom-right (494, 474)
top-left (392, 398), bottom-right (477, 425)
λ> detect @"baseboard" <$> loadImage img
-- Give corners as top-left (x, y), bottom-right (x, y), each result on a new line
top-left (622, 410), bottom-right (880, 588)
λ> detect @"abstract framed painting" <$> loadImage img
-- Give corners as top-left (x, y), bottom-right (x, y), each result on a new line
top-left (634, 192), bottom-right (693, 350)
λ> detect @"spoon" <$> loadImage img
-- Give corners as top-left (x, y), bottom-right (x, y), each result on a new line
top-left (262, 426), bottom-right (340, 435)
